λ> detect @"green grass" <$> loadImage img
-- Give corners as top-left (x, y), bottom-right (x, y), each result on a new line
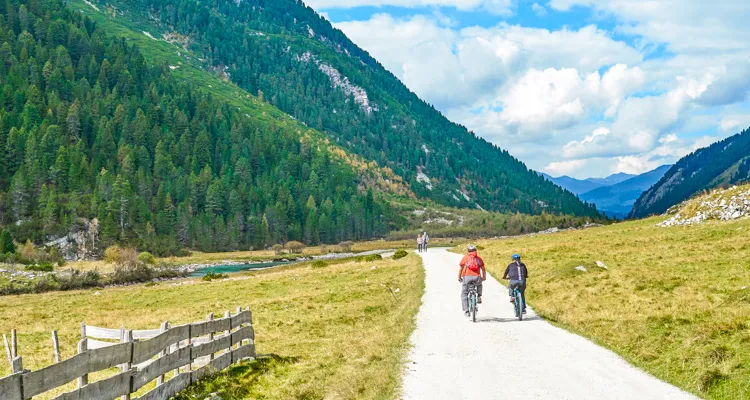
top-left (462, 216), bottom-right (750, 399)
top-left (0, 255), bottom-right (424, 399)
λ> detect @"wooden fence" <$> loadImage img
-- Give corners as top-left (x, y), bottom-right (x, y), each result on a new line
top-left (0, 308), bottom-right (256, 400)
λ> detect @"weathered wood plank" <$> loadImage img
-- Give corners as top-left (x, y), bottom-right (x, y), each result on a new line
top-left (230, 326), bottom-right (255, 345)
top-left (52, 369), bottom-right (134, 400)
top-left (22, 342), bottom-right (132, 398)
top-left (192, 352), bottom-right (232, 382)
top-left (132, 325), bottom-right (189, 365)
top-left (232, 344), bottom-right (256, 363)
top-left (136, 372), bottom-right (191, 400)
top-left (85, 326), bottom-right (122, 340)
top-left (0, 372), bottom-right (23, 400)
top-left (191, 335), bottom-right (231, 360)
top-left (132, 347), bottom-right (190, 391)
top-left (190, 318), bottom-right (230, 337)
top-left (230, 310), bottom-right (252, 329)
top-left (87, 338), bottom-right (116, 350)
top-left (132, 329), bottom-right (161, 340)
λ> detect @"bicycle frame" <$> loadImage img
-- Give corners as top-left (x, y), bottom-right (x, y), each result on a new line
top-left (468, 284), bottom-right (479, 322)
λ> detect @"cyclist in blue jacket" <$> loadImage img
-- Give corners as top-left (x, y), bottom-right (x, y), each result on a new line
top-left (502, 254), bottom-right (528, 314)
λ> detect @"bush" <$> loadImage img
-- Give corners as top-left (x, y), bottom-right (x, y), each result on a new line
top-left (25, 263), bottom-right (54, 272)
top-left (362, 254), bottom-right (382, 262)
top-left (271, 244), bottom-right (283, 255)
top-left (338, 241), bottom-right (353, 252)
top-left (104, 245), bottom-right (123, 263)
top-left (392, 249), bottom-right (408, 260)
top-left (104, 245), bottom-right (139, 267)
top-left (110, 263), bottom-right (154, 284)
top-left (311, 260), bottom-right (327, 269)
top-left (284, 241), bottom-right (306, 254)
top-left (138, 252), bottom-right (156, 265)
top-left (202, 272), bottom-right (229, 281)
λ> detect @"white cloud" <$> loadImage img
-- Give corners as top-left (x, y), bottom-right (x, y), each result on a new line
top-left (307, 0), bottom-right (513, 15)
top-left (531, 3), bottom-right (547, 16)
top-left (543, 160), bottom-right (586, 176)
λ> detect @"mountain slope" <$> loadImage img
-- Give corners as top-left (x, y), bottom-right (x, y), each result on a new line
top-left (631, 128), bottom-right (750, 218)
top-left (0, 0), bottom-right (409, 255)
top-left (579, 165), bottom-right (671, 218)
top-left (540, 174), bottom-right (605, 195)
top-left (98, 0), bottom-right (599, 217)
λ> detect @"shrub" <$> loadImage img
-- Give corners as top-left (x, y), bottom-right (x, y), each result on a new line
top-left (392, 249), bottom-right (408, 260)
top-left (311, 260), bottom-right (327, 269)
top-left (338, 241), bottom-right (353, 252)
top-left (362, 254), bottom-right (382, 262)
top-left (284, 241), bottom-right (306, 254)
top-left (202, 272), bottom-right (229, 281)
top-left (138, 252), bottom-right (156, 265)
top-left (271, 244), bottom-right (283, 255)
top-left (20, 240), bottom-right (36, 260)
top-left (110, 263), bottom-right (154, 284)
top-left (104, 245), bottom-right (124, 263)
top-left (25, 263), bottom-right (54, 272)
top-left (320, 244), bottom-right (329, 253)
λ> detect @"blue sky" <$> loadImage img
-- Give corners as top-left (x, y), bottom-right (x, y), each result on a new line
top-left (308, 0), bottom-right (750, 178)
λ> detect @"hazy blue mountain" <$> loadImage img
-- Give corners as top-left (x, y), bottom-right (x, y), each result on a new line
top-left (579, 165), bottom-right (672, 219)
top-left (540, 172), bottom-right (635, 195)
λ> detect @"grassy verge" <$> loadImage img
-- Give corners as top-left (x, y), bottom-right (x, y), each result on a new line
top-left (463, 217), bottom-right (750, 399)
top-left (0, 255), bottom-right (424, 399)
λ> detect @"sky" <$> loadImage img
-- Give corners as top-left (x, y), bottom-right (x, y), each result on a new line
top-left (306, 0), bottom-right (750, 178)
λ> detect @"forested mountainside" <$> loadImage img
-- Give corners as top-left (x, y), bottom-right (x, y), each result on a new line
top-left (115, 0), bottom-right (598, 217)
top-left (631, 128), bottom-right (750, 218)
top-left (579, 165), bottom-right (670, 219)
top-left (0, 0), bottom-right (404, 254)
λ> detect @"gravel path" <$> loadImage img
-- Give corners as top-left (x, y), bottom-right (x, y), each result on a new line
top-left (402, 248), bottom-right (699, 400)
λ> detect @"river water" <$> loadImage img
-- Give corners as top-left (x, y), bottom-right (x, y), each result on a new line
top-left (189, 261), bottom-right (292, 277)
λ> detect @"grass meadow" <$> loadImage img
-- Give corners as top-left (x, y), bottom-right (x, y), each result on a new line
top-left (1, 254), bottom-right (423, 399)
top-left (462, 216), bottom-right (750, 399)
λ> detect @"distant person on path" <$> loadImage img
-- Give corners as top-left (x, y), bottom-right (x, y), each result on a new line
top-left (417, 234), bottom-right (424, 252)
top-left (422, 232), bottom-right (429, 251)
top-left (458, 245), bottom-right (486, 317)
top-left (503, 253), bottom-right (528, 314)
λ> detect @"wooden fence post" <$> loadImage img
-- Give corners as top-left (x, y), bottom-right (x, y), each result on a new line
top-left (11, 329), bottom-right (17, 359)
top-left (206, 313), bottom-right (214, 361)
top-left (80, 322), bottom-right (86, 340)
top-left (11, 355), bottom-right (23, 374)
top-left (156, 321), bottom-right (169, 386)
top-left (3, 334), bottom-right (11, 365)
top-left (120, 330), bottom-right (133, 400)
top-left (51, 330), bottom-right (61, 363)
top-left (77, 338), bottom-right (88, 388)
top-left (223, 310), bottom-right (231, 354)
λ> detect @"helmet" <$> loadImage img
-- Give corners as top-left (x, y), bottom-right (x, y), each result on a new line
top-left (467, 245), bottom-right (477, 252)
top-left (512, 253), bottom-right (521, 260)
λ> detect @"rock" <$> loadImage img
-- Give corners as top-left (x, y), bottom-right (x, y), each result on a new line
top-left (94, 291), bottom-right (101, 295)
top-left (371, 266), bottom-right (377, 270)
top-left (394, 288), bottom-right (401, 293)
top-left (574, 266), bottom-right (587, 272)
top-left (595, 261), bottom-right (608, 270)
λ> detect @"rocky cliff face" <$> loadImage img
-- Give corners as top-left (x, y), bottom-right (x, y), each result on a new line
top-left (45, 218), bottom-right (100, 260)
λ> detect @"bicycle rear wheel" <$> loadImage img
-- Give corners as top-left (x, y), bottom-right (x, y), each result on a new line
top-left (515, 288), bottom-right (523, 321)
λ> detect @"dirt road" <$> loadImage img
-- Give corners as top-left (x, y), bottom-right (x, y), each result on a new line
top-left (402, 248), bottom-right (698, 400)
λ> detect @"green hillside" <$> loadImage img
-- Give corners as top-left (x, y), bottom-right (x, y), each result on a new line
top-left (631, 127), bottom-right (750, 218)
top-left (92, 0), bottom-right (598, 217)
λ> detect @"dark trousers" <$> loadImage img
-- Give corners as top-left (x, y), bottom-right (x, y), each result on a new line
top-left (509, 280), bottom-right (526, 311)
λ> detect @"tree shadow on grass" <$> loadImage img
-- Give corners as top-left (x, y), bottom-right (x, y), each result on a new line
top-left (173, 354), bottom-right (301, 400)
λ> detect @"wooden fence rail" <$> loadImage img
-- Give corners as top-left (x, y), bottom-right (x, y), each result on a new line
top-left (0, 308), bottom-right (256, 400)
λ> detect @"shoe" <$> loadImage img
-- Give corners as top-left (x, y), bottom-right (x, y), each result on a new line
top-left (523, 310), bottom-right (527, 314)
top-left (509, 297), bottom-right (515, 303)
top-left (477, 296), bottom-right (482, 304)
top-left (464, 312), bottom-right (470, 318)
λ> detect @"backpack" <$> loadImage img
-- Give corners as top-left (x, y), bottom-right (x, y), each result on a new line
top-left (466, 254), bottom-right (481, 272)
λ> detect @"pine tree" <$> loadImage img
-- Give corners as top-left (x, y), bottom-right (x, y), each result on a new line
top-left (0, 230), bottom-right (15, 254)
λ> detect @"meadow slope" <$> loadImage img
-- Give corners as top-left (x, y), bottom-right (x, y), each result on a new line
top-left (469, 217), bottom-right (750, 399)
top-left (0, 255), bottom-right (423, 399)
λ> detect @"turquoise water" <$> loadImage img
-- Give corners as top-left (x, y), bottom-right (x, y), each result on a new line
top-left (190, 261), bottom-right (292, 277)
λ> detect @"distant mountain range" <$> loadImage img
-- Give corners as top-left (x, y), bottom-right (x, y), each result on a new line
top-left (579, 165), bottom-right (673, 218)
top-left (539, 172), bottom-right (635, 195)
top-left (631, 127), bottom-right (750, 218)
top-left (542, 166), bottom-right (672, 219)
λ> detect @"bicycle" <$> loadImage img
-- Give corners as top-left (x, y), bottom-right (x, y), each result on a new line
top-left (512, 286), bottom-right (525, 321)
top-left (468, 283), bottom-right (479, 322)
